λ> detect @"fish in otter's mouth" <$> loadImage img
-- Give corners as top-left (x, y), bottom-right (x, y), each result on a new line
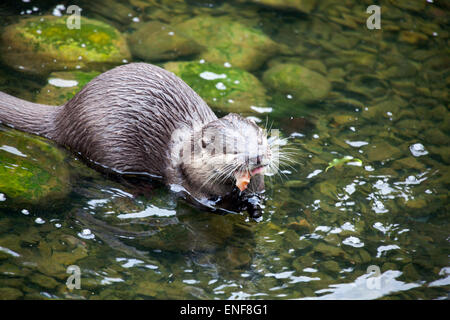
top-left (234, 165), bottom-right (267, 192)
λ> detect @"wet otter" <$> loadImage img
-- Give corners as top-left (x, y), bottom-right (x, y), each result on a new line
top-left (0, 63), bottom-right (276, 217)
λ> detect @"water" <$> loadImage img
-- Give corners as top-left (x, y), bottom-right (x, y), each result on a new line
top-left (0, 0), bottom-right (449, 299)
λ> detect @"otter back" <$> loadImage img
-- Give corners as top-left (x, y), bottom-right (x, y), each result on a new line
top-left (0, 63), bottom-right (217, 178)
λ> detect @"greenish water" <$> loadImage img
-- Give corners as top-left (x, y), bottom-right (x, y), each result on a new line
top-left (0, 0), bottom-right (449, 299)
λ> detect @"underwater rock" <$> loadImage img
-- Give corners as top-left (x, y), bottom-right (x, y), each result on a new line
top-left (439, 115), bottom-right (450, 135)
top-left (398, 31), bottom-right (428, 45)
top-left (381, 262), bottom-right (398, 272)
top-left (314, 242), bottom-right (346, 258)
top-left (362, 97), bottom-right (406, 120)
top-left (285, 180), bottom-right (309, 189)
top-left (164, 61), bottom-right (267, 113)
top-left (175, 15), bottom-right (278, 71)
top-left (0, 16), bottom-right (131, 75)
top-left (128, 21), bottom-right (203, 61)
top-left (243, 0), bottom-right (316, 14)
top-left (377, 61), bottom-right (417, 79)
top-left (430, 105), bottom-right (448, 122)
top-left (38, 246), bottom-right (88, 278)
top-left (330, 32), bottom-right (359, 50)
top-left (135, 210), bottom-right (236, 252)
top-left (327, 67), bottom-right (347, 82)
top-left (262, 63), bottom-right (331, 103)
top-left (390, 0), bottom-right (426, 13)
top-left (405, 198), bottom-right (427, 209)
top-left (392, 157), bottom-right (425, 171)
top-left (321, 260), bottom-right (340, 273)
top-left (36, 71), bottom-right (100, 105)
top-left (0, 287), bottom-right (23, 300)
top-left (224, 246), bottom-right (252, 268)
top-left (423, 128), bottom-right (448, 146)
top-left (0, 128), bottom-right (70, 205)
top-left (292, 254), bottom-right (315, 273)
top-left (287, 219), bottom-right (312, 233)
top-left (410, 49), bottom-right (437, 62)
top-left (304, 60), bottom-right (327, 75)
top-left (358, 249), bottom-right (372, 264)
top-left (402, 263), bottom-right (421, 281)
top-left (391, 80), bottom-right (417, 98)
top-left (331, 114), bottom-right (358, 126)
top-left (366, 141), bottom-right (402, 162)
top-left (29, 273), bottom-right (60, 289)
top-left (396, 119), bottom-right (433, 133)
top-left (87, 0), bottom-right (136, 27)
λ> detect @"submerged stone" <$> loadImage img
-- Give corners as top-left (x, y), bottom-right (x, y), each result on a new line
top-left (390, 0), bottom-right (426, 13)
top-left (225, 246), bottom-right (252, 268)
top-left (287, 219), bottom-right (312, 232)
top-left (0, 16), bottom-right (131, 75)
top-left (366, 141), bottom-right (402, 162)
top-left (29, 273), bottom-right (60, 289)
top-left (402, 263), bottom-right (421, 281)
top-left (423, 128), bottom-right (448, 146)
top-left (321, 260), bottom-right (340, 273)
top-left (36, 71), bottom-right (100, 105)
top-left (314, 242), bottom-right (346, 258)
top-left (392, 157), bottom-right (425, 170)
top-left (128, 21), bottom-right (203, 61)
top-left (304, 59), bottom-right (327, 74)
top-left (175, 15), bottom-right (278, 71)
top-left (88, 0), bottom-right (136, 26)
top-left (164, 61), bottom-right (267, 113)
top-left (0, 128), bottom-right (70, 205)
top-left (398, 31), bottom-right (428, 45)
top-left (262, 63), bottom-right (331, 103)
top-left (243, 0), bottom-right (316, 14)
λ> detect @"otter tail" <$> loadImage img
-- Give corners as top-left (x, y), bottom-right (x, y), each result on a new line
top-left (0, 91), bottom-right (57, 138)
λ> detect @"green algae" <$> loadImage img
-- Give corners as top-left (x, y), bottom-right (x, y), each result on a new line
top-left (262, 62), bottom-right (331, 103)
top-left (242, 0), bottom-right (316, 14)
top-left (23, 19), bottom-right (118, 54)
top-left (164, 61), bottom-right (267, 113)
top-left (1, 16), bottom-right (130, 74)
top-left (176, 15), bottom-right (278, 71)
top-left (0, 128), bottom-right (70, 204)
top-left (36, 71), bottom-right (100, 105)
top-left (128, 21), bottom-right (203, 61)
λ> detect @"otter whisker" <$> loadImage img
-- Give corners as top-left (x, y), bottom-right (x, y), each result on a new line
top-left (201, 164), bottom-right (233, 189)
top-left (203, 160), bottom-right (239, 188)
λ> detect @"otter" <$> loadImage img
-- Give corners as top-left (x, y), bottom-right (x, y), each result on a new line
top-left (0, 63), bottom-right (276, 218)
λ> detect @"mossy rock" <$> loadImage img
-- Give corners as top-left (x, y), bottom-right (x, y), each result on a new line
top-left (243, 0), bottom-right (316, 14)
top-left (36, 71), bottom-right (100, 105)
top-left (0, 128), bottom-right (70, 205)
top-left (0, 287), bottom-right (23, 300)
top-left (1, 16), bottom-right (131, 75)
top-left (175, 15), bottom-right (278, 71)
top-left (262, 63), bottom-right (331, 103)
top-left (128, 21), bottom-right (203, 61)
top-left (164, 61), bottom-right (267, 113)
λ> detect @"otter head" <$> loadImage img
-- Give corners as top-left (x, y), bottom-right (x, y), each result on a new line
top-left (176, 113), bottom-right (274, 198)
